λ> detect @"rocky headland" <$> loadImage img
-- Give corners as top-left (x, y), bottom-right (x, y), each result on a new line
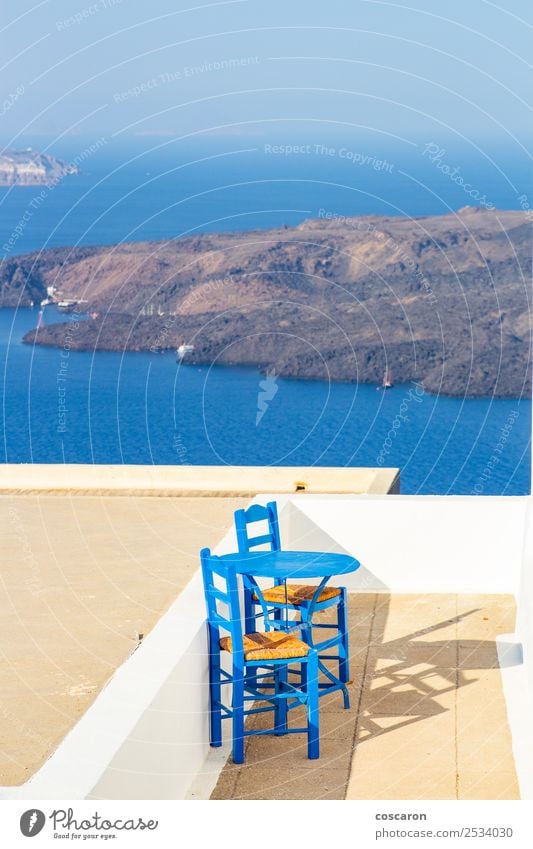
top-left (1, 207), bottom-right (530, 397)
top-left (0, 149), bottom-right (78, 186)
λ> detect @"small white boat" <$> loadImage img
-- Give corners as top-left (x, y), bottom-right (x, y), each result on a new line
top-left (382, 368), bottom-right (393, 389)
top-left (56, 299), bottom-right (79, 312)
top-left (176, 343), bottom-right (195, 361)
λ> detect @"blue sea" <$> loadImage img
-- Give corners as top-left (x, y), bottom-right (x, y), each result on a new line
top-left (0, 306), bottom-right (529, 495)
top-left (1, 135), bottom-right (531, 253)
top-left (0, 138), bottom-right (530, 493)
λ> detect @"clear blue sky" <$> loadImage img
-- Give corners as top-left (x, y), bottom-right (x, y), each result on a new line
top-left (1, 0), bottom-right (532, 149)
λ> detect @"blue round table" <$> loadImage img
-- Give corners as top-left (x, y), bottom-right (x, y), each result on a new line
top-left (220, 550), bottom-right (360, 580)
top-left (219, 550), bottom-right (360, 705)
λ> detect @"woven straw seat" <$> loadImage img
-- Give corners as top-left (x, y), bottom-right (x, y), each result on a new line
top-left (220, 630), bottom-right (310, 661)
top-left (253, 583), bottom-right (341, 605)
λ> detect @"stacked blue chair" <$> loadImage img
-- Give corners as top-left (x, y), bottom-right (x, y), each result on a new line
top-left (234, 501), bottom-right (350, 696)
top-left (200, 547), bottom-right (319, 764)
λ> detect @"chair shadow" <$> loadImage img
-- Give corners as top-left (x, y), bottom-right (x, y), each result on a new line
top-left (348, 597), bottom-right (513, 747)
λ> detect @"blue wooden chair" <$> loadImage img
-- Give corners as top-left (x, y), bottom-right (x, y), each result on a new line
top-left (234, 501), bottom-right (350, 690)
top-left (200, 547), bottom-right (319, 764)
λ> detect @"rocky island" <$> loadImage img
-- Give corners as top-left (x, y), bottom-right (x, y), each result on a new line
top-left (1, 207), bottom-right (530, 397)
top-left (0, 149), bottom-right (78, 186)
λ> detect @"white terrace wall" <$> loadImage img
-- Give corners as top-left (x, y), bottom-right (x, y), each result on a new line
top-left (497, 497), bottom-right (533, 799)
top-left (283, 495), bottom-right (529, 594)
top-left (517, 498), bottom-right (533, 693)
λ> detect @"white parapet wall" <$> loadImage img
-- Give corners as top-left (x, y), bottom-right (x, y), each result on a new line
top-left (501, 497), bottom-right (533, 800)
top-left (0, 463), bottom-right (399, 497)
top-left (282, 494), bottom-right (529, 594)
top-left (516, 499), bottom-right (533, 692)
top-left (1, 493), bottom-right (530, 800)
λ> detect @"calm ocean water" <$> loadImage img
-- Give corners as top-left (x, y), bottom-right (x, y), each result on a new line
top-left (0, 140), bottom-right (530, 492)
top-left (0, 137), bottom-right (531, 255)
top-left (0, 307), bottom-right (529, 494)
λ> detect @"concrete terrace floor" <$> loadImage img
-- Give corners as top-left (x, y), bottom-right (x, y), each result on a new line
top-left (211, 593), bottom-right (519, 800)
top-left (0, 494), bottom-right (247, 786)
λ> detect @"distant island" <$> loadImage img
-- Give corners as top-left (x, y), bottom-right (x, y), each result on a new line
top-left (1, 207), bottom-right (530, 398)
top-left (0, 149), bottom-right (78, 186)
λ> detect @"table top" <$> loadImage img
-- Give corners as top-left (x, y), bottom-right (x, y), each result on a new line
top-left (219, 550), bottom-right (360, 579)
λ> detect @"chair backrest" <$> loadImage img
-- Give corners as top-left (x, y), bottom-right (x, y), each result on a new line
top-left (200, 547), bottom-right (243, 653)
top-left (234, 500), bottom-right (281, 553)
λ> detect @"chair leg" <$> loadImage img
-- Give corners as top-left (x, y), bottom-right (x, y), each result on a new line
top-left (207, 625), bottom-right (222, 747)
top-left (274, 665), bottom-right (288, 735)
top-left (273, 578), bottom-right (285, 630)
top-left (299, 604), bottom-right (311, 643)
top-left (300, 658), bottom-right (308, 693)
top-left (232, 668), bottom-right (245, 764)
top-left (244, 585), bottom-right (255, 634)
top-left (306, 651), bottom-right (319, 760)
top-left (338, 588), bottom-right (350, 684)
top-left (243, 588), bottom-right (260, 691)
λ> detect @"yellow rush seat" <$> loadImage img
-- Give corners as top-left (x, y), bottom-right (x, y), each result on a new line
top-left (220, 630), bottom-right (310, 661)
top-left (253, 584), bottom-right (342, 605)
